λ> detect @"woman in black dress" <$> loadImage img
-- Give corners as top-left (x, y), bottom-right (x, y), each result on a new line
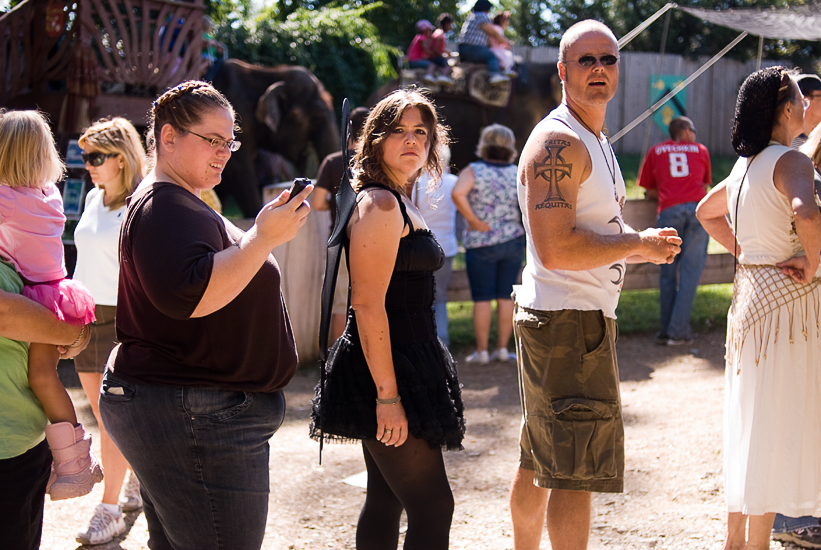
top-left (311, 90), bottom-right (465, 549)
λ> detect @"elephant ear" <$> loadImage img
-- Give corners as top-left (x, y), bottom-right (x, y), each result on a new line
top-left (255, 81), bottom-right (288, 133)
top-left (316, 98), bottom-right (354, 463)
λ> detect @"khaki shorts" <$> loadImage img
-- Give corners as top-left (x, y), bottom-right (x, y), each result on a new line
top-left (74, 305), bottom-right (117, 374)
top-left (513, 305), bottom-right (624, 493)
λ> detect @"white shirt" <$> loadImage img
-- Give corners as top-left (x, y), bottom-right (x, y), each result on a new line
top-left (413, 172), bottom-right (459, 258)
top-left (73, 187), bottom-right (125, 306)
top-left (515, 104), bottom-right (627, 319)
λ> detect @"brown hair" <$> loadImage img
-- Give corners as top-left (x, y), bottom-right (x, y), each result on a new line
top-left (493, 11), bottom-right (511, 26)
top-left (352, 89), bottom-right (449, 193)
top-left (0, 110), bottom-right (65, 188)
top-left (79, 117), bottom-right (147, 208)
top-left (146, 80), bottom-right (236, 167)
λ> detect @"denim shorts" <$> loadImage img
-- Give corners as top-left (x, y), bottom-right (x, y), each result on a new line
top-left (465, 235), bottom-right (525, 302)
top-left (513, 305), bottom-right (624, 493)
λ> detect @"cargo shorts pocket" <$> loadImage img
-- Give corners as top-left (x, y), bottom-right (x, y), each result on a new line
top-left (514, 307), bottom-right (552, 329)
top-left (546, 397), bottom-right (620, 481)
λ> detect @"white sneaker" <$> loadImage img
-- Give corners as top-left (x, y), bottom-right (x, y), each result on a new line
top-left (488, 73), bottom-right (510, 85)
top-left (465, 350), bottom-right (490, 364)
top-left (491, 348), bottom-right (516, 362)
top-left (119, 470), bottom-right (142, 512)
top-left (421, 73), bottom-right (437, 85)
top-left (76, 503), bottom-right (126, 545)
top-left (436, 74), bottom-right (454, 87)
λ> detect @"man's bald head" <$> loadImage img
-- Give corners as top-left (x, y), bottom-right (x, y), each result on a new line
top-left (559, 20), bottom-right (618, 63)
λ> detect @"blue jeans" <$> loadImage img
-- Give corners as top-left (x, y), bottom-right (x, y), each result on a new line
top-left (100, 369), bottom-right (286, 550)
top-left (434, 256), bottom-right (454, 346)
top-left (772, 514), bottom-right (820, 534)
top-left (465, 235), bottom-right (526, 302)
top-left (458, 43), bottom-right (500, 74)
top-left (657, 202), bottom-right (709, 339)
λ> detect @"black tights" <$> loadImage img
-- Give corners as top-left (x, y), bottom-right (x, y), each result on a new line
top-left (356, 435), bottom-right (454, 550)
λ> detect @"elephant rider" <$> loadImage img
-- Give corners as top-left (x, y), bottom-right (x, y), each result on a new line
top-left (458, 0), bottom-right (510, 86)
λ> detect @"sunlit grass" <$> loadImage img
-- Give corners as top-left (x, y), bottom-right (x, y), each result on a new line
top-left (446, 283), bottom-right (733, 353)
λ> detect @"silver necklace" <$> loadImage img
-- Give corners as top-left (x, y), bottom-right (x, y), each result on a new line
top-left (565, 103), bottom-right (618, 203)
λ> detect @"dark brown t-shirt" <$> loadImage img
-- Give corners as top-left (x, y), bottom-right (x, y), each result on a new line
top-left (315, 151), bottom-right (345, 228)
top-left (112, 182), bottom-right (297, 392)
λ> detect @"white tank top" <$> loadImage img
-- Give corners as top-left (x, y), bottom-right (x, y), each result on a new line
top-left (515, 104), bottom-right (627, 318)
top-left (726, 144), bottom-right (806, 267)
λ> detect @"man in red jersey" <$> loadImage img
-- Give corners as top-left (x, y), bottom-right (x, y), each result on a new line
top-left (638, 116), bottom-right (711, 345)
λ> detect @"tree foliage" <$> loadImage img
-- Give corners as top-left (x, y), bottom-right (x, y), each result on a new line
top-left (214, 4), bottom-right (398, 111)
top-left (258, 1), bottom-right (460, 48)
top-left (516, 0), bottom-right (821, 69)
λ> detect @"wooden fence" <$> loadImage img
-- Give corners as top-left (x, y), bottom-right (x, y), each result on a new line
top-left (514, 45), bottom-right (781, 157)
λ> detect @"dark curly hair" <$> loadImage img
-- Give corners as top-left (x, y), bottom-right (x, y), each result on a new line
top-left (732, 66), bottom-right (799, 157)
top-left (352, 89), bottom-right (449, 193)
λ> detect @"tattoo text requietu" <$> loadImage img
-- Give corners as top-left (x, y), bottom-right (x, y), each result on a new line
top-left (533, 140), bottom-right (572, 211)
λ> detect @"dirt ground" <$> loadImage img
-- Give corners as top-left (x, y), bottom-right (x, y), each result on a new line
top-left (41, 331), bottom-right (799, 550)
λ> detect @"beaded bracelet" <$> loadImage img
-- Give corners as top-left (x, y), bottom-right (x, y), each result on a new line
top-left (68, 325), bottom-right (87, 348)
top-left (375, 395), bottom-right (401, 405)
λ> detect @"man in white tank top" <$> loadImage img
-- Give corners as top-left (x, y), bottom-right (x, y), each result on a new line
top-left (509, 20), bottom-right (683, 550)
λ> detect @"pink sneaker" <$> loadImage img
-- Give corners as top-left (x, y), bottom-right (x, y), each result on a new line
top-left (44, 422), bottom-right (104, 500)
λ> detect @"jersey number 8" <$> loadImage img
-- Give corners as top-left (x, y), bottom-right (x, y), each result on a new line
top-left (668, 153), bottom-right (690, 178)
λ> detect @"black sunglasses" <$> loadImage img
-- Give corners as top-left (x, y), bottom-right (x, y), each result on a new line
top-left (82, 152), bottom-right (117, 167)
top-left (567, 54), bottom-right (619, 67)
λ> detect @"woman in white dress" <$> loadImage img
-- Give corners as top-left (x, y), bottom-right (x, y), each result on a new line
top-left (697, 67), bottom-right (821, 550)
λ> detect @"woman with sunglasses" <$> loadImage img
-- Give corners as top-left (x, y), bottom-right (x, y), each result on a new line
top-left (72, 117), bottom-right (146, 545)
top-left (98, 81), bottom-right (312, 549)
top-left (697, 67), bottom-right (821, 550)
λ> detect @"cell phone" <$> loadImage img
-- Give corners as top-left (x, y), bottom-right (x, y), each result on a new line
top-left (287, 178), bottom-right (311, 203)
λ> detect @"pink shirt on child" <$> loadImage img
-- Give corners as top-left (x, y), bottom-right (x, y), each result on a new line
top-left (0, 184), bottom-right (67, 282)
top-left (488, 24), bottom-right (508, 49)
top-left (407, 33), bottom-right (431, 62)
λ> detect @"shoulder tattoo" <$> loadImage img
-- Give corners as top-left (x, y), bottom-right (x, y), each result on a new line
top-left (532, 139), bottom-right (573, 211)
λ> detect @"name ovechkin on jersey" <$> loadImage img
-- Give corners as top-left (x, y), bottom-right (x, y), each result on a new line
top-left (653, 143), bottom-right (700, 155)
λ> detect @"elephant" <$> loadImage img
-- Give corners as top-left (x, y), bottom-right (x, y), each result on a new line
top-left (211, 59), bottom-right (339, 216)
top-left (367, 62), bottom-right (561, 172)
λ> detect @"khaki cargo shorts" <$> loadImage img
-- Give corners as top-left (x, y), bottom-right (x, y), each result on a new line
top-left (513, 304), bottom-right (624, 493)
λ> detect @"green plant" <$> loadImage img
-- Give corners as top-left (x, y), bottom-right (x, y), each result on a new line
top-left (215, 4), bottom-right (397, 112)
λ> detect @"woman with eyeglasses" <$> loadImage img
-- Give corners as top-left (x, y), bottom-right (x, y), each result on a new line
top-left (72, 117), bottom-right (146, 545)
top-left (697, 67), bottom-right (821, 550)
top-left (98, 81), bottom-right (312, 549)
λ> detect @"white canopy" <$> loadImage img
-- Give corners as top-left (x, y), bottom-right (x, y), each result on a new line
top-left (679, 5), bottom-right (821, 42)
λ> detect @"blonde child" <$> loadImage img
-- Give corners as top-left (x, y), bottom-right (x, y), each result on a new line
top-left (0, 110), bottom-right (102, 500)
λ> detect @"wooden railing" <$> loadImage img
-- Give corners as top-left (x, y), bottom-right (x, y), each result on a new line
top-left (81, 0), bottom-right (204, 86)
top-left (0, 0), bottom-right (78, 100)
top-left (1, 0), bottom-right (204, 106)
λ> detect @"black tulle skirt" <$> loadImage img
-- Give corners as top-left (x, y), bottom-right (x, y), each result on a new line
top-left (309, 333), bottom-right (465, 451)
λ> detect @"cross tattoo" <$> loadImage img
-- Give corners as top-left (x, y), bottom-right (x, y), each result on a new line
top-left (534, 140), bottom-right (572, 203)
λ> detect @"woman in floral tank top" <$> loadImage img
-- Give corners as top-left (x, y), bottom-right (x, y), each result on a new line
top-left (452, 124), bottom-right (525, 364)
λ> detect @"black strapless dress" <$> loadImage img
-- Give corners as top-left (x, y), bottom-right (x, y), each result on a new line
top-left (310, 187), bottom-right (465, 450)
